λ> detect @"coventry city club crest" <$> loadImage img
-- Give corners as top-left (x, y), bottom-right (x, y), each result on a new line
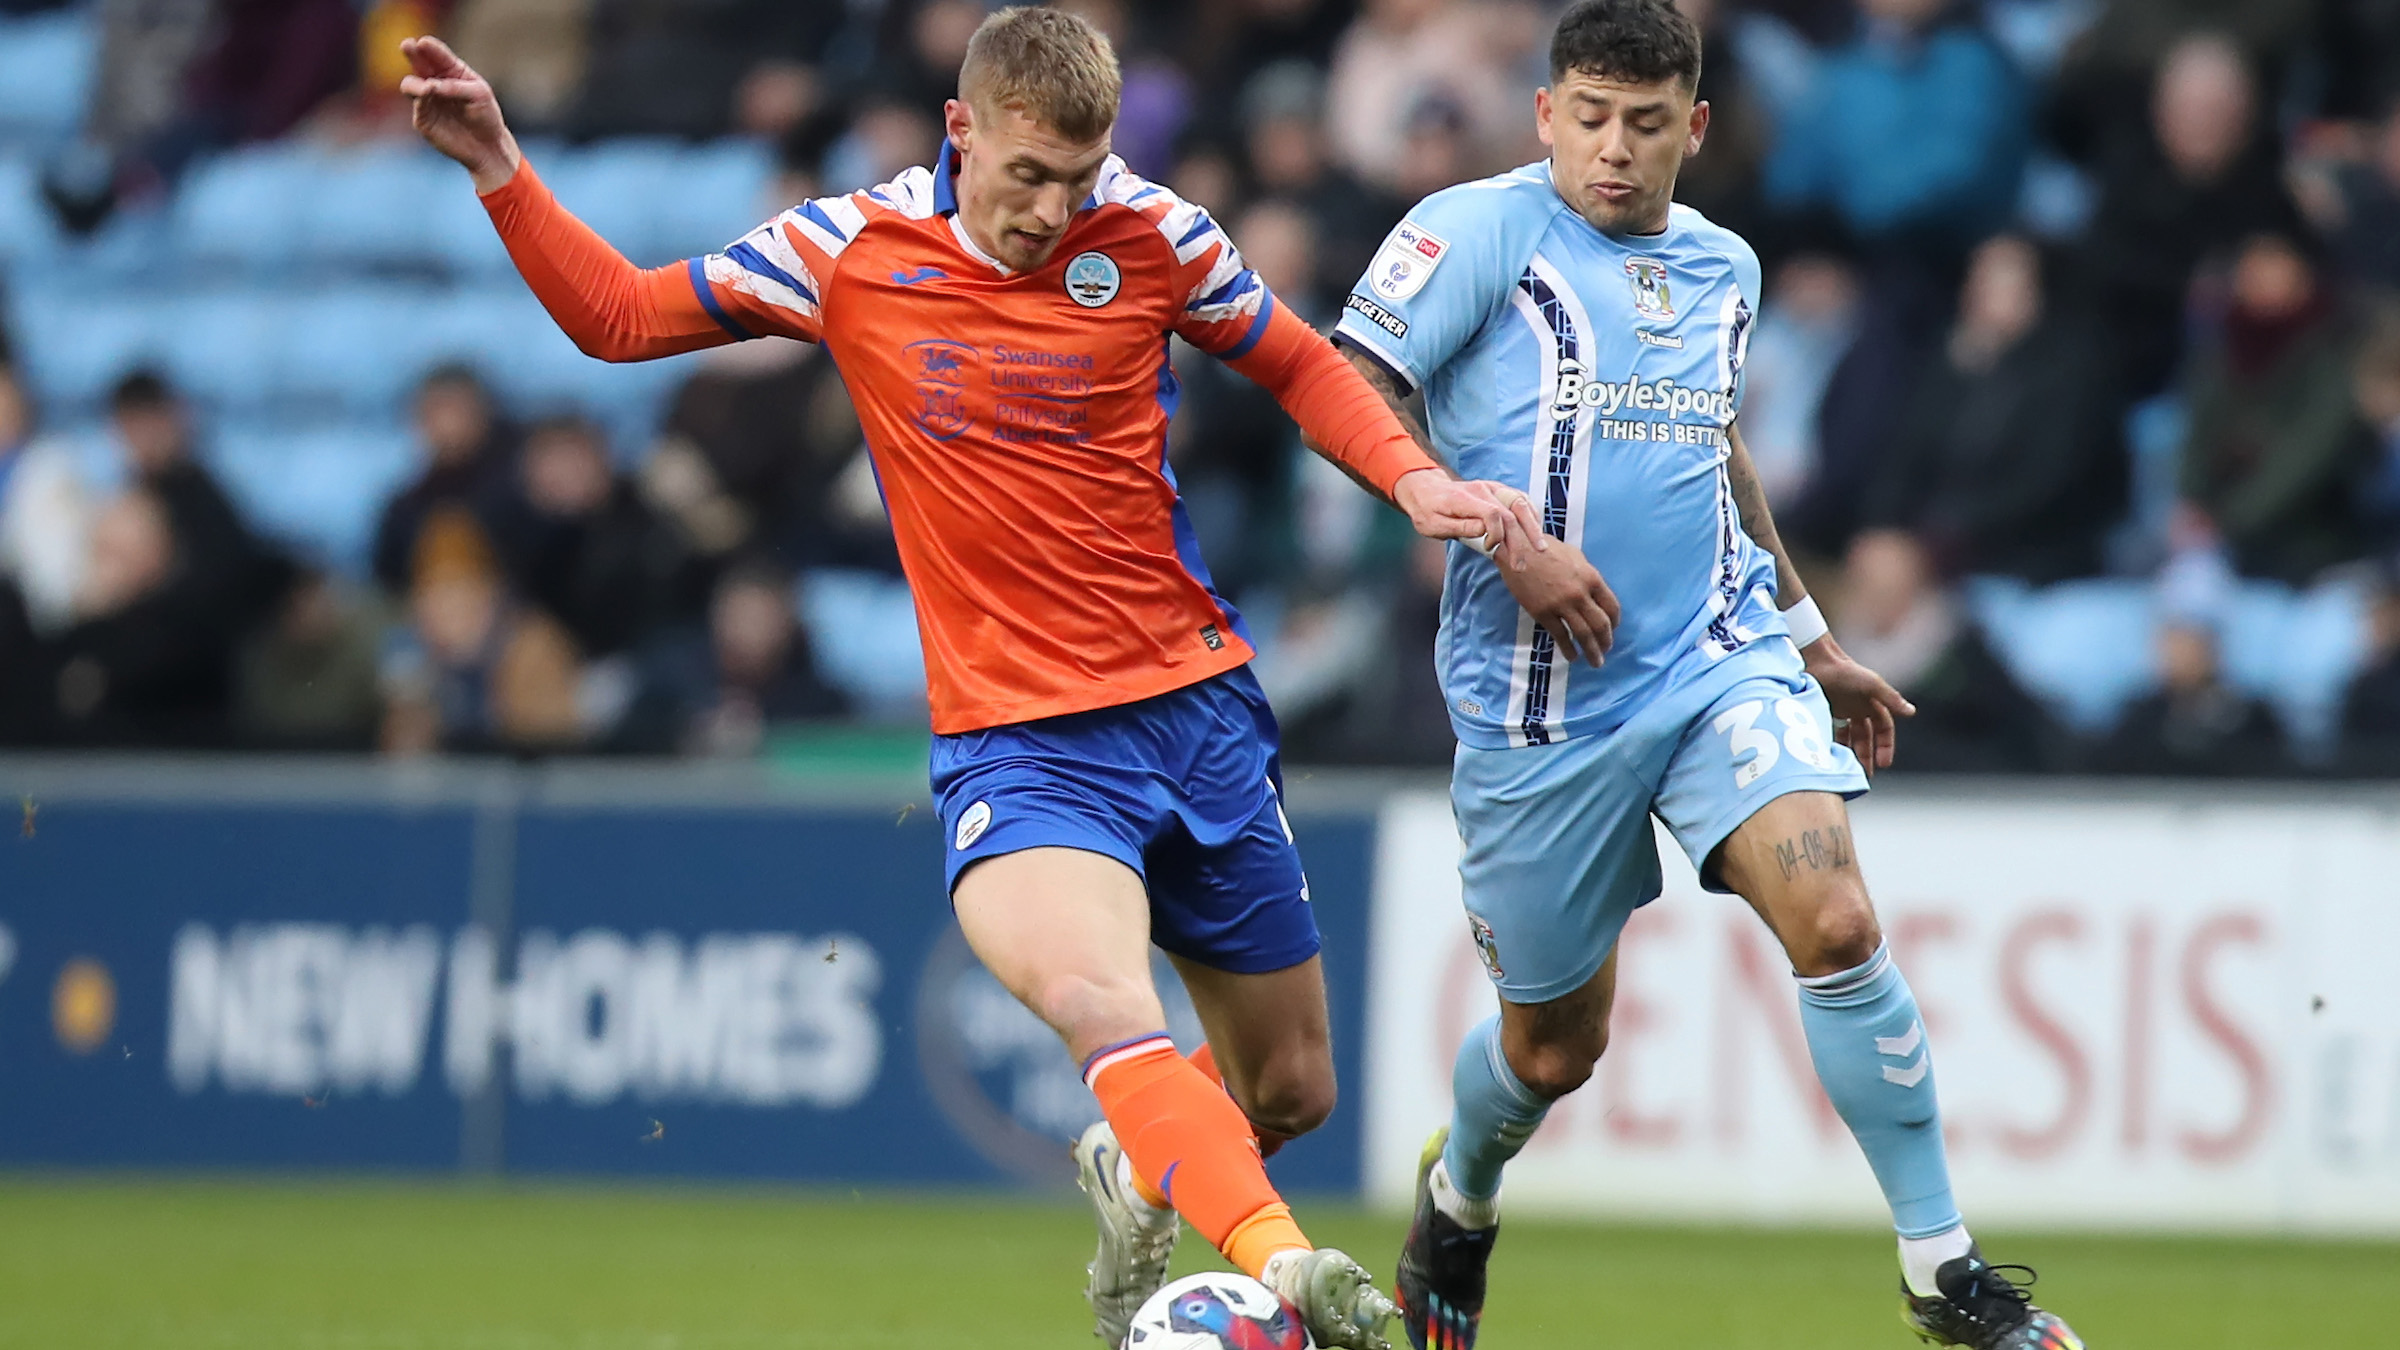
top-left (1063, 251), bottom-right (1121, 307)
top-left (1625, 257), bottom-right (1675, 321)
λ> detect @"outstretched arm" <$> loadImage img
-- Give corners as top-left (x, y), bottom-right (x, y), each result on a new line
top-left (401, 36), bottom-right (733, 362)
top-left (1339, 344), bottom-right (1624, 668)
top-left (1226, 304), bottom-right (1541, 555)
top-left (1725, 423), bottom-right (1915, 771)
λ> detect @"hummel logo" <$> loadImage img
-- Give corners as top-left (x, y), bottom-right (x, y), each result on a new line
top-left (891, 267), bottom-right (946, 286)
top-left (1878, 1020), bottom-right (1929, 1088)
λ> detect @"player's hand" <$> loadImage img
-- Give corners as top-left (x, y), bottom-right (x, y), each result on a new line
top-left (1498, 536), bottom-right (1620, 667)
top-left (1391, 470), bottom-right (1547, 564)
top-left (1801, 635), bottom-right (1916, 775)
top-left (399, 36), bottom-right (521, 194)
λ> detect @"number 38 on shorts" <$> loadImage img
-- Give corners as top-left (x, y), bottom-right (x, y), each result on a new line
top-left (1713, 696), bottom-right (1837, 789)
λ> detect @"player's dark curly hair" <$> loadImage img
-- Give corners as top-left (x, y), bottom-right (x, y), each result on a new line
top-left (1550, 0), bottom-right (1703, 91)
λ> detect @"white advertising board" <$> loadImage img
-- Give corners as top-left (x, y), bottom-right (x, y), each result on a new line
top-left (1365, 790), bottom-right (2400, 1234)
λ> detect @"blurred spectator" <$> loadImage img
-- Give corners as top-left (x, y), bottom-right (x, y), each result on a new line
top-left (645, 340), bottom-right (892, 575)
top-left (1055, 0), bottom-right (1190, 177)
top-left (2317, 98), bottom-right (2400, 294)
top-left (1760, 0), bottom-right (2028, 256)
top-left (2079, 32), bottom-right (2306, 396)
top-left (568, 0), bottom-right (833, 140)
top-left (2336, 572), bottom-right (2400, 770)
top-left (1669, 0), bottom-right (1771, 242)
top-left (1167, 137), bottom-right (1244, 220)
top-left (1780, 264), bottom-right (1940, 563)
top-left (1832, 530), bottom-right (2058, 771)
top-left (485, 413), bottom-right (700, 660)
top-left (379, 509), bottom-right (583, 755)
top-left (448, 0), bottom-right (594, 130)
top-left (818, 95), bottom-right (943, 195)
top-left (2352, 304), bottom-right (2400, 554)
top-left (40, 0), bottom-right (214, 232)
top-left (0, 359), bottom-right (93, 635)
top-left (234, 571), bottom-right (386, 750)
top-left (1176, 0), bottom-right (1363, 101)
top-left (109, 370), bottom-right (284, 636)
top-left (1867, 234), bottom-right (2127, 583)
top-left (371, 365), bottom-right (512, 597)
top-left (1240, 60), bottom-right (1402, 300)
top-left (1325, 0), bottom-right (1526, 194)
top-left (2177, 232), bottom-right (2369, 585)
top-left (857, 0), bottom-right (982, 111)
top-left (38, 489), bottom-right (232, 746)
top-left (2052, 0), bottom-right (2316, 155)
top-left (1738, 251), bottom-right (1861, 511)
top-left (625, 559), bottom-right (848, 756)
top-left (2094, 618), bottom-right (2285, 776)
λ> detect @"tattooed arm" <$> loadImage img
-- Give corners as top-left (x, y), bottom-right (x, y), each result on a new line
top-left (1341, 345), bottom-right (1623, 666)
top-left (1725, 421), bottom-right (1915, 771)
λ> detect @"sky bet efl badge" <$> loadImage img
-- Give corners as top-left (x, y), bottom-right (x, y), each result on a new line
top-left (1625, 256), bottom-right (1675, 320)
top-left (1370, 220), bottom-right (1448, 301)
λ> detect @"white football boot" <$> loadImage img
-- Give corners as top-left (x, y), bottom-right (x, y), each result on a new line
top-left (1262, 1246), bottom-right (1399, 1350)
top-left (1073, 1119), bottom-right (1181, 1347)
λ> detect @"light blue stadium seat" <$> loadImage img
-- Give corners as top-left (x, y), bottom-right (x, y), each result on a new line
top-left (5, 282), bottom-right (174, 413)
top-left (1966, 576), bottom-right (2158, 734)
top-left (210, 421), bottom-right (418, 575)
top-left (800, 568), bottom-right (928, 723)
top-left (654, 139), bottom-right (774, 260)
top-left (2220, 578), bottom-right (2372, 759)
top-left (0, 9), bottom-right (97, 149)
top-left (300, 146), bottom-right (453, 270)
top-left (541, 139), bottom-right (687, 267)
top-left (0, 151), bottom-right (60, 264)
top-left (157, 290), bottom-right (283, 414)
top-left (269, 286), bottom-right (446, 416)
top-left (174, 145), bottom-right (311, 270)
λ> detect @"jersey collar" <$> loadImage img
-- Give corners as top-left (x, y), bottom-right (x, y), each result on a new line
top-left (929, 139), bottom-right (1114, 220)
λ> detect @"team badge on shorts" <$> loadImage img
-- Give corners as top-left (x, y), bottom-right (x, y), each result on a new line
top-left (1064, 251), bottom-right (1121, 307)
top-left (1468, 914), bottom-right (1504, 979)
top-left (955, 800), bottom-right (993, 850)
top-left (1625, 256), bottom-right (1675, 320)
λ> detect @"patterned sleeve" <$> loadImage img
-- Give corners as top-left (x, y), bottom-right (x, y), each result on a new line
top-left (1331, 184), bottom-right (1519, 394)
top-left (688, 167), bottom-right (938, 345)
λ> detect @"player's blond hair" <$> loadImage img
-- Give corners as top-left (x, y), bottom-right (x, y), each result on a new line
top-left (958, 7), bottom-right (1121, 144)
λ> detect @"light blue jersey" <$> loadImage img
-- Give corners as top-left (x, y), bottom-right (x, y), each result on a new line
top-left (1334, 162), bottom-right (1784, 749)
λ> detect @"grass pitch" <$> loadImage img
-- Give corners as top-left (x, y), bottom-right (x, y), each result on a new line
top-left (0, 1177), bottom-right (2390, 1349)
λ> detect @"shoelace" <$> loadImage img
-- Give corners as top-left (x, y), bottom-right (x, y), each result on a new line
top-left (1955, 1263), bottom-right (2039, 1322)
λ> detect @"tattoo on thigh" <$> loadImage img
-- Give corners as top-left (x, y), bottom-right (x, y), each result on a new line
top-left (1773, 826), bottom-right (1854, 881)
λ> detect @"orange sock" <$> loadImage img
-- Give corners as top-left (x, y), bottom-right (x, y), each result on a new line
top-left (1085, 1035), bottom-right (1312, 1277)
top-left (1188, 1042), bottom-right (1294, 1161)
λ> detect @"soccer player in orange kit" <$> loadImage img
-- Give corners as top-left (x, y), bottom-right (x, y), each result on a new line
top-left (402, 10), bottom-right (1545, 1349)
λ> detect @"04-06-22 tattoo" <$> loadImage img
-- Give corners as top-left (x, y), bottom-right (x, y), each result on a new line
top-left (1773, 825), bottom-right (1853, 881)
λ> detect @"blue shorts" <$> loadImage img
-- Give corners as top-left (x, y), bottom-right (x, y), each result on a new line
top-left (1451, 638), bottom-right (1869, 1004)
top-left (930, 666), bottom-right (1319, 975)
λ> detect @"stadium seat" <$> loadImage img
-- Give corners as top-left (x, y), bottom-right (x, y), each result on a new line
top-left (270, 286), bottom-right (447, 417)
top-left (298, 146), bottom-right (454, 272)
top-left (210, 421), bottom-right (418, 574)
top-left (1966, 576), bottom-right (2158, 734)
top-left (174, 145), bottom-right (312, 271)
top-left (2221, 578), bottom-right (2373, 759)
top-left (800, 569), bottom-right (930, 723)
top-left (4, 283), bottom-right (175, 413)
top-left (157, 291), bottom-right (284, 414)
top-left (541, 139), bottom-right (689, 267)
top-left (0, 9), bottom-right (97, 149)
top-left (653, 139), bottom-right (774, 260)
top-left (0, 151), bottom-right (60, 264)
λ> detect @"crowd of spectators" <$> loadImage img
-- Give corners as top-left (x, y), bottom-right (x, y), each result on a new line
top-left (6, 0), bottom-right (2400, 776)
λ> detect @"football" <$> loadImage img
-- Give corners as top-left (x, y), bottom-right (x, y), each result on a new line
top-left (1126, 1272), bottom-right (1311, 1350)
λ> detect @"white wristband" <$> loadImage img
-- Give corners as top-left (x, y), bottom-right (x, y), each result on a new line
top-left (1782, 595), bottom-right (1828, 648)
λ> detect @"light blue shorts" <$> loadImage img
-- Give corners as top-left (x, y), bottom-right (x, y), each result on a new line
top-left (1451, 638), bottom-right (1869, 1004)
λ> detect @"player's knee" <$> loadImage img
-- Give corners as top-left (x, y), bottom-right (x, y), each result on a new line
top-left (1028, 972), bottom-right (1157, 1050)
top-left (1790, 885), bottom-right (1883, 977)
top-left (1508, 1025), bottom-right (1606, 1100)
top-left (1238, 1067), bottom-right (1335, 1139)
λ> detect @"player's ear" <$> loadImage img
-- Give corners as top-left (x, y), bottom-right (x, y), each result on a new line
top-left (944, 98), bottom-right (973, 154)
top-left (1685, 98), bottom-right (1710, 159)
top-left (1534, 86), bottom-right (1556, 150)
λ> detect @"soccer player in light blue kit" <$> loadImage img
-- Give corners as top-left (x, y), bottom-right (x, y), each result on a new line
top-left (1331, 4), bottom-right (2085, 1347)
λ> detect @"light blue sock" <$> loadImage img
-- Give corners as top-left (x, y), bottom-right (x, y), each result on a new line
top-left (1795, 943), bottom-right (1963, 1239)
top-left (1439, 1015), bottom-right (1552, 1201)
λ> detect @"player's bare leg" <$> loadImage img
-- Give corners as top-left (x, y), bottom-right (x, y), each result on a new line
top-left (1169, 953), bottom-right (1336, 1148)
top-left (956, 849), bottom-right (1392, 1350)
top-left (1716, 792), bottom-right (2083, 1349)
top-left (1394, 953), bottom-right (1615, 1350)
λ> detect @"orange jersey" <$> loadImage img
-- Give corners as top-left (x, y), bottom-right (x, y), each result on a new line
top-left (482, 149), bottom-right (1435, 733)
